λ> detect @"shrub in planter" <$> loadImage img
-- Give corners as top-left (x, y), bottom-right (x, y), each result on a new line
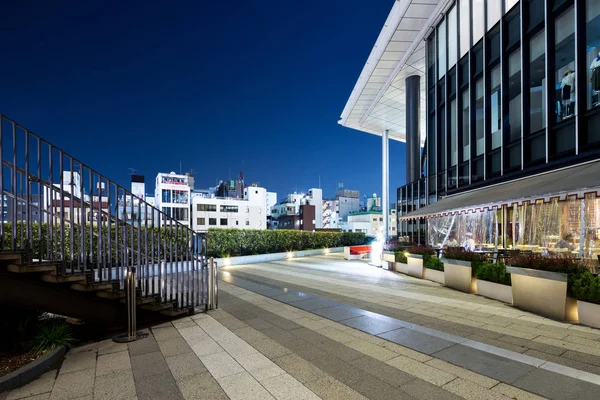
top-left (571, 271), bottom-right (600, 305)
top-left (442, 247), bottom-right (486, 274)
top-left (475, 262), bottom-right (511, 286)
top-left (425, 256), bottom-right (444, 271)
top-left (394, 251), bottom-right (408, 264)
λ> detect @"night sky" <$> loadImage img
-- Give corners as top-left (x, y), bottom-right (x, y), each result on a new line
top-left (0, 0), bottom-right (406, 204)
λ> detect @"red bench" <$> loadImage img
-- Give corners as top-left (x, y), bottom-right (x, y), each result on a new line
top-left (344, 245), bottom-right (372, 260)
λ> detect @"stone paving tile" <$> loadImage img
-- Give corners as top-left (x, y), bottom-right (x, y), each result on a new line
top-left (522, 349), bottom-right (600, 375)
top-left (339, 315), bottom-right (404, 335)
top-left (187, 336), bottom-right (224, 357)
top-left (232, 352), bottom-right (285, 381)
top-left (289, 298), bottom-right (338, 311)
top-left (96, 350), bottom-right (131, 376)
top-left (399, 379), bottom-right (464, 400)
top-left (176, 326), bottom-right (208, 342)
top-left (217, 336), bottom-right (259, 357)
top-left (378, 328), bottom-right (456, 355)
top-left (6, 370), bottom-right (57, 400)
top-left (466, 334), bottom-right (529, 354)
top-left (311, 306), bottom-right (366, 321)
top-left (432, 344), bottom-right (534, 384)
top-left (127, 334), bottom-right (161, 356)
top-left (134, 371), bottom-right (183, 400)
top-left (267, 316), bottom-right (303, 331)
top-left (561, 349), bottom-right (600, 367)
top-left (513, 368), bottom-right (600, 400)
top-left (385, 355), bottom-right (456, 387)
top-left (534, 336), bottom-right (600, 356)
top-left (217, 371), bottom-right (275, 400)
top-left (59, 350), bottom-right (97, 375)
top-left (151, 326), bottom-right (181, 342)
top-left (424, 358), bottom-right (499, 389)
top-left (218, 316), bottom-right (249, 330)
top-left (489, 383), bottom-right (546, 400)
top-left (261, 373), bottom-right (321, 400)
top-left (273, 354), bottom-right (324, 384)
top-left (251, 337), bottom-right (294, 360)
top-left (231, 326), bottom-right (270, 343)
top-left (93, 370), bottom-right (137, 400)
top-left (49, 368), bottom-right (95, 400)
top-left (130, 351), bottom-right (170, 379)
top-left (157, 337), bottom-right (193, 358)
top-left (176, 371), bottom-right (228, 400)
top-left (442, 378), bottom-right (508, 400)
top-left (199, 351), bottom-right (244, 379)
top-left (304, 375), bottom-right (369, 400)
top-left (165, 352), bottom-right (207, 381)
top-left (349, 355), bottom-right (415, 387)
top-left (315, 326), bottom-right (357, 343)
top-left (344, 339), bottom-right (398, 361)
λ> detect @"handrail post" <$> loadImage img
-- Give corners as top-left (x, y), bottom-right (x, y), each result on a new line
top-left (208, 257), bottom-right (219, 310)
top-left (114, 266), bottom-right (147, 343)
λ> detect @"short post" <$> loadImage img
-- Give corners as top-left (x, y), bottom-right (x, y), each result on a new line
top-left (114, 267), bottom-right (148, 343)
top-left (208, 258), bottom-right (219, 310)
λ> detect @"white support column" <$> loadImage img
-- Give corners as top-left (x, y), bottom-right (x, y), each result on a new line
top-left (382, 129), bottom-right (389, 240)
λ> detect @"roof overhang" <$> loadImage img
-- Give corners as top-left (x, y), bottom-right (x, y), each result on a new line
top-left (339, 0), bottom-right (450, 145)
top-left (399, 161), bottom-right (600, 220)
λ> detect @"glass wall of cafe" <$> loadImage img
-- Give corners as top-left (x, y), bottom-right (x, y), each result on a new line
top-left (427, 193), bottom-right (600, 260)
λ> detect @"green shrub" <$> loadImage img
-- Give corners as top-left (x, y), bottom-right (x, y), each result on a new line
top-left (394, 251), bottom-right (407, 264)
top-left (507, 253), bottom-right (588, 275)
top-left (442, 248), bottom-right (486, 275)
top-left (425, 256), bottom-right (444, 271)
top-left (571, 270), bottom-right (600, 305)
top-left (475, 262), bottom-right (511, 286)
top-left (406, 246), bottom-right (435, 256)
top-left (33, 319), bottom-right (76, 355)
top-left (206, 229), bottom-right (368, 258)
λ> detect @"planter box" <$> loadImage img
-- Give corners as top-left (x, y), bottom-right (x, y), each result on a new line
top-left (476, 279), bottom-right (512, 304)
top-left (382, 251), bottom-right (395, 270)
top-left (577, 300), bottom-right (600, 329)
top-left (506, 266), bottom-right (575, 321)
top-left (395, 262), bottom-right (409, 274)
top-left (425, 268), bottom-right (445, 284)
top-left (406, 255), bottom-right (424, 278)
top-left (443, 259), bottom-right (476, 293)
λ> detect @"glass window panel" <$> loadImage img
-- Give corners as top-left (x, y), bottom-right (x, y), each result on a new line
top-left (508, 144), bottom-right (521, 169)
top-left (428, 114), bottom-right (436, 175)
top-left (473, 0), bottom-right (485, 44)
top-left (529, 30), bottom-right (546, 133)
top-left (459, 0), bottom-right (470, 57)
top-left (450, 99), bottom-right (457, 166)
top-left (462, 88), bottom-right (470, 161)
top-left (506, 8), bottom-right (520, 48)
top-left (438, 19), bottom-right (447, 78)
top-left (475, 79), bottom-right (484, 156)
top-left (474, 44), bottom-right (484, 75)
top-left (508, 49), bottom-right (522, 142)
top-left (487, 0), bottom-right (501, 30)
top-left (555, 7), bottom-right (575, 123)
top-left (490, 66), bottom-right (501, 149)
top-left (489, 29), bottom-right (501, 64)
top-left (428, 35), bottom-right (436, 86)
top-left (528, 0), bottom-right (544, 30)
top-left (586, 0), bottom-right (600, 110)
top-left (505, 0), bottom-right (519, 12)
top-left (439, 106), bottom-right (446, 172)
top-left (448, 6), bottom-right (458, 68)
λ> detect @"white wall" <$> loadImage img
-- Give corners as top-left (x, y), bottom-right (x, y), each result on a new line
top-left (347, 211), bottom-right (397, 237)
top-left (266, 192), bottom-right (277, 217)
top-left (308, 188), bottom-right (323, 229)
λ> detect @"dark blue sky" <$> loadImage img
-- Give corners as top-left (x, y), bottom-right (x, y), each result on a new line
top-left (0, 0), bottom-right (406, 203)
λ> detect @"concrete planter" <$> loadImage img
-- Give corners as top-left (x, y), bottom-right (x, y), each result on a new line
top-left (382, 251), bottom-right (395, 270)
top-left (425, 268), bottom-right (445, 284)
top-left (0, 346), bottom-right (66, 392)
top-left (577, 300), bottom-right (600, 329)
top-left (506, 266), bottom-right (578, 321)
top-left (476, 279), bottom-right (512, 304)
top-left (406, 255), bottom-right (424, 278)
top-left (395, 262), bottom-right (409, 274)
top-left (443, 259), bottom-right (476, 293)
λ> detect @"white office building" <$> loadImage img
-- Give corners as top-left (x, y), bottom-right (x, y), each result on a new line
top-left (155, 172), bottom-right (191, 227)
top-left (344, 210), bottom-right (397, 238)
top-left (192, 186), bottom-right (267, 232)
top-left (266, 192), bottom-right (277, 217)
top-left (271, 189), bottom-right (323, 229)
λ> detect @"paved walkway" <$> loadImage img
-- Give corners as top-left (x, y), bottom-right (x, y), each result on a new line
top-left (4, 254), bottom-right (600, 399)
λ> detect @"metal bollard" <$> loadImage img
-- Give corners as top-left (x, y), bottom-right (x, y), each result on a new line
top-left (208, 258), bottom-right (219, 310)
top-left (114, 267), bottom-right (148, 343)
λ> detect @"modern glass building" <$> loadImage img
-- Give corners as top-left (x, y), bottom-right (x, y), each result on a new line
top-left (340, 0), bottom-right (600, 259)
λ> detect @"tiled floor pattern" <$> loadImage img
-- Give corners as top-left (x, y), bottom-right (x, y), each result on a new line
top-left (220, 254), bottom-right (600, 373)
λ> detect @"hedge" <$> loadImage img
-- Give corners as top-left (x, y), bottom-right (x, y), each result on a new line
top-left (206, 229), bottom-right (368, 258)
top-left (475, 262), bottom-right (511, 286)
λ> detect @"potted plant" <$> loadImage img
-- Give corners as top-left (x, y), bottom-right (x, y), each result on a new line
top-left (383, 241), bottom-right (402, 270)
top-left (571, 270), bottom-right (600, 329)
top-left (506, 253), bottom-right (586, 321)
top-left (394, 250), bottom-right (409, 274)
top-left (475, 262), bottom-right (512, 303)
top-left (424, 254), bottom-right (445, 284)
top-left (405, 246), bottom-right (435, 279)
top-left (441, 247), bottom-right (485, 293)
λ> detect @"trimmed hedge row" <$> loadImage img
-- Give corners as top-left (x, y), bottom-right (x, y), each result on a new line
top-left (206, 229), bottom-right (368, 258)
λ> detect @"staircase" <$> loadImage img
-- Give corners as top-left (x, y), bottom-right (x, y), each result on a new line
top-left (0, 114), bottom-right (208, 327)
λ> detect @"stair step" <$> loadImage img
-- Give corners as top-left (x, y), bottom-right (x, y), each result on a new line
top-left (160, 308), bottom-right (190, 317)
top-left (0, 252), bottom-right (25, 262)
top-left (71, 282), bottom-right (115, 292)
top-left (96, 291), bottom-right (126, 300)
top-left (41, 273), bottom-right (88, 283)
top-left (141, 302), bottom-right (175, 312)
top-left (119, 296), bottom-right (158, 306)
top-left (7, 264), bottom-right (57, 273)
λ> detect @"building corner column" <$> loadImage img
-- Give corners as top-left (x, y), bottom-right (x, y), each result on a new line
top-left (382, 129), bottom-right (389, 240)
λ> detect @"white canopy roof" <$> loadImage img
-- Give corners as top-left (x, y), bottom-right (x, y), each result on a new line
top-left (339, 0), bottom-right (449, 145)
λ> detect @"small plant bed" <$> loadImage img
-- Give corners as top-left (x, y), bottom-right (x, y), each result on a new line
top-left (475, 263), bottom-right (513, 303)
top-left (0, 308), bottom-right (76, 378)
top-left (442, 248), bottom-right (486, 274)
top-left (571, 270), bottom-right (600, 329)
top-left (404, 246), bottom-right (435, 278)
top-left (394, 251), bottom-right (408, 264)
top-left (440, 248), bottom-right (485, 293)
top-left (407, 246), bottom-right (442, 269)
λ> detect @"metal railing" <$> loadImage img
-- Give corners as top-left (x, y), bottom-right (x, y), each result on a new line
top-left (0, 114), bottom-right (207, 311)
